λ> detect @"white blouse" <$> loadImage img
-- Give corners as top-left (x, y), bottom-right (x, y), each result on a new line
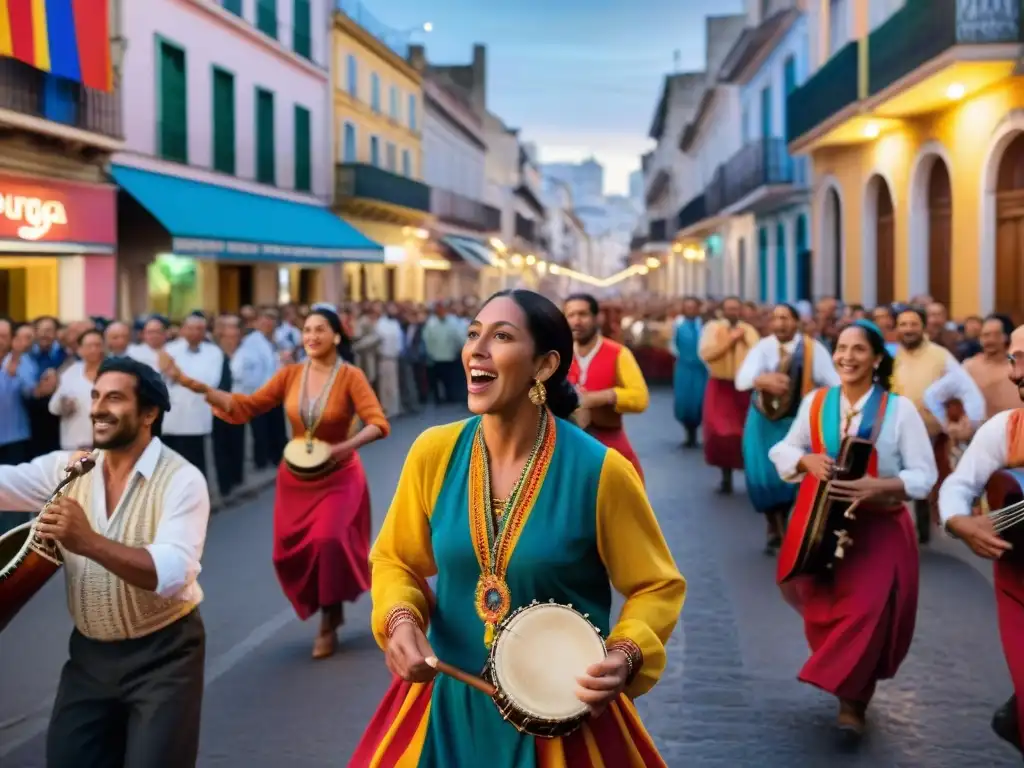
top-left (734, 335), bottom-right (841, 392)
top-left (768, 387), bottom-right (938, 500)
top-left (937, 409), bottom-right (1014, 524)
top-left (47, 360), bottom-right (96, 450)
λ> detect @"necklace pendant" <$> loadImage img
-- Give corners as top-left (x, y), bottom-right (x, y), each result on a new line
top-left (475, 574), bottom-right (511, 646)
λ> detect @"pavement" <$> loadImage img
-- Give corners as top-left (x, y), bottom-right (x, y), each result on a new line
top-left (0, 391), bottom-right (1020, 767)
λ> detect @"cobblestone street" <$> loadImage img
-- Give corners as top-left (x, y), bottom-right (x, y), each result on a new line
top-left (0, 391), bottom-right (1019, 767)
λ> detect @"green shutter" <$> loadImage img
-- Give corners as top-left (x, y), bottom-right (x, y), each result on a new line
top-left (212, 68), bottom-right (235, 174)
top-left (222, 0), bottom-right (242, 16)
top-left (256, 0), bottom-right (277, 39)
top-left (293, 0), bottom-right (311, 59)
top-left (294, 105), bottom-right (311, 192)
top-left (158, 41), bottom-right (187, 163)
top-left (256, 88), bottom-right (275, 184)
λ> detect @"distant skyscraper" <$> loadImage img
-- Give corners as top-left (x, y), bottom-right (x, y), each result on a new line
top-left (628, 169), bottom-right (643, 206)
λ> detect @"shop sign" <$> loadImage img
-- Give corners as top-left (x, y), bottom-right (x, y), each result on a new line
top-left (171, 237), bottom-right (382, 263)
top-left (0, 174), bottom-right (116, 246)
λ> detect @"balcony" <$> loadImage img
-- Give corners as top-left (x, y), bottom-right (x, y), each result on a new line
top-left (675, 194), bottom-right (708, 233)
top-left (786, 40), bottom-right (859, 146)
top-left (714, 138), bottom-right (808, 213)
top-left (335, 163), bottom-right (430, 215)
top-left (648, 218), bottom-right (668, 243)
top-left (514, 213), bottom-right (536, 243)
top-left (0, 58), bottom-right (122, 145)
top-left (867, 0), bottom-right (1021, 115)
top-left (703, 166), bottom-right (727, 217)
top-left (430, 188), bottom-right (501, 232)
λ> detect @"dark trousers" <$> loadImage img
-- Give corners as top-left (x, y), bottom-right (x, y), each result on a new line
top-left (0, 439), bottom-right (29, 534)
top-left (212, 420), bottom-right (245, 497)
top-left (162, 435), bottom-right (207, 478)
top-left (47, 610), bottom-right (206, 768)
top-left (252, 406), bottom-right (286, 470)
top-left (429, 360), bottom-right (463, 404)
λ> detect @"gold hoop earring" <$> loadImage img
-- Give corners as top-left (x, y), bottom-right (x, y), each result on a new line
top-left (528, 378), bottom-right (547, 406)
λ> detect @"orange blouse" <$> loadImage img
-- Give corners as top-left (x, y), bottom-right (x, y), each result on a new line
top-left (212, 363), bottom-right (390, 443)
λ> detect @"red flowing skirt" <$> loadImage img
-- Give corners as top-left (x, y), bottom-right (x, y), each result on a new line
top-left (995, 559), bottom-right (1024, 739)
top-left (702, 378), bottom-right (749, 470)
top-left (780, 507), bottom-right (918, 703)
top-left (272, 454), bottom-right (372, 620)
top-left (587, 426), bottom-right (644, 484)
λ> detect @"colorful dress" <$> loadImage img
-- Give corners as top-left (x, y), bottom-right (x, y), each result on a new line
top-left (350, 415), bottom-right (686, 767)
top-left (736, 334), bottom-right (839, 515)
top-left (567, 338), bottom-right (649, 481)
top-left (698, 320), bottom-right (761, 470)
top-left (671, 317), bottom-right (707, 434)
top-left (207, 363), bottom-right (390, 620)
top-left (768, 386), bottom-right (937, 702)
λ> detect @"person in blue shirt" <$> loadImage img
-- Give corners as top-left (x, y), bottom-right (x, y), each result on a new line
top-left (0, 321), bottom-right (40, 532)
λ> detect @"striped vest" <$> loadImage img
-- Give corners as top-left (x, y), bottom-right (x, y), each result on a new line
top-left (61, 447), bottom-right (201, 641)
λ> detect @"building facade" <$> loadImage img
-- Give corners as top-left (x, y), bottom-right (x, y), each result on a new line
top-left (0, 4), bottom-right (122, 321)
top-left (116, 0), bottom-right (378, 319)
top-left (789, 0), bottom-right (1023, 316)
top-left (332, 5), bottom-right (430, 303)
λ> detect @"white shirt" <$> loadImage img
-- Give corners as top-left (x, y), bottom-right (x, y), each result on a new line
top-left (47, 360), bottom-right (96, 450)
top-left (922, 360), bottom-right (986, 429)
top-left (274, 322), bottom-right (301, 353)
top-left (0, 438), bottom-right (209, 600)
top-left (164, 339), bottom-right (224, 436)
top-left (126, 343), bottom-right (162, 371)
top-left (376, 316), bottom-right (404, 359)
top-left (768, 388), bottom-right (938, 500)
top-left (734, 335), bottom-right (840, 392)
top-left (238, 332), bottom-right (277, 393)
top-left (938, 409), bottom-right (1016, 524)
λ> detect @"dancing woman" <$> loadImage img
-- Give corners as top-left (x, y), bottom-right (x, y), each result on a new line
top-left (768, 319), bottom-right (937, 740)
top-left (351, 289), bottom-right (685, 767)
top-left (167, 306), bottom-right (389, 659)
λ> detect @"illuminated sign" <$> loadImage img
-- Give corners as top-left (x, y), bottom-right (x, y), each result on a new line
top-left (0, 194), bottom-right (68, 240)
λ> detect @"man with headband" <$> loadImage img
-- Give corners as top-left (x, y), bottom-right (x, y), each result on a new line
top-left (0, 356), bottom-right (210, 767)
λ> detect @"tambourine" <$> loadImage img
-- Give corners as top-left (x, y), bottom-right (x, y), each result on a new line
top-left (283, 437), bottom-right (336, 480)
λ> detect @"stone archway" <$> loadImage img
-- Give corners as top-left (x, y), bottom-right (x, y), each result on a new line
top-left (994, 132), bottom-right (1024, 321)
top-left (863, 174), bottom-right (896, 306)
top-left (819, 183), bottom-right (843, 299)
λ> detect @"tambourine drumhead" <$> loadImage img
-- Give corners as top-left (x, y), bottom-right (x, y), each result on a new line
top-left (0, 522), bottom-right (33, 577)
top-left (283, 438), bottom-right (333, 470)
top-left (492, 603), bottom-right (606, 722)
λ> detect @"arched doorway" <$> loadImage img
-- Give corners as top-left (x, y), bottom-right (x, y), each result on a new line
top-left (821, 186), bottom-right (843, 299)
top-left (995, 132), bottom-right (1024, 320)
top-left (775, 222), bottom-right (787, 302)
top-left (795, 213), bottom-right (811, 301)
top-left (873, 177), bottom-right (896, 305)
top-left (927, 160), bottom-right (952, 306)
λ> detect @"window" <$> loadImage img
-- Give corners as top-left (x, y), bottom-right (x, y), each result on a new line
top-left (342, 122), bottom-right (357, 162)
top-left (782, 55), bottom-right (797, 137)
top-left (42, 74), bottom-right (78, 125)
top-left (293, 0), bottom-right (311, 59)
top-left (346, 54), bottom-right (357, 97)
top-left (255, 88), bottom-right (275, 184)
top-left (256, 0), bottom-right (277, 39)
top-left (407, 93), bottom-right (417, 130)
top-left (385, 142), bottom-right (396, 171)
top-left (741, 104), bottom-right (750, 143)
top-left (369, 135), bottom-right (380, 166)
top-left (389, 85), bottom-right (399, 119)
top-left (294, 105), bottom-right (311, 191)
top-left (212, 67), bottom-right (235, 174)
top-left (370, 73), bottom-right (380, 112)
top-left (828, 0), bottom-right (848, 57)
top-left (221, 0), bottom-right (242, 16)
top-left (401, 149), bottom-right (411, 177)
top-left (760, 85), bottom-right (771, 139)
top-left (157, 40), bottom-right (187, 163)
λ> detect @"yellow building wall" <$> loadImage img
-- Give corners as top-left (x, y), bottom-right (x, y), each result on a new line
top-left (811, 77), bottom-right (1024, 318)
top-left (332, 19), bottom-right (423, 180)
top-left (0, 257), bottom-right (58, 320)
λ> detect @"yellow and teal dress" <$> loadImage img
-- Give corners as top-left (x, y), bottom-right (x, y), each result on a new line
top-left (350, 413), bottom-right (686, 768)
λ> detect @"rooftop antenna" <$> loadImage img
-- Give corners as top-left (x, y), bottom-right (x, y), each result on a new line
top-left (673, 49), bottom-right (681, 73)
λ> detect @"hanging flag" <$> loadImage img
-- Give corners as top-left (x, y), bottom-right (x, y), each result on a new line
top-left (0, 0), bottom-right (112, 92)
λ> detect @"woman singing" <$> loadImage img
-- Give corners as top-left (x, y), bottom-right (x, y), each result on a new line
top-left (168, 306), bottom-right (389, 659)
top-left (351, 290), bottom-right (685, 767)
top-left (768, 319), bottom-right (937, 740)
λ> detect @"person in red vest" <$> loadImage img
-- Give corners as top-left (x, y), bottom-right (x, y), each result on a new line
top-left (564, 293), bottom-right (649, 481)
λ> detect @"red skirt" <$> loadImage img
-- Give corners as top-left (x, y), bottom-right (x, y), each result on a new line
top-left (272, 453), bottom-right (372, 620)
top-left (588, 425), bottom-right (644, 484)
top-left (995, 559), bottom-right (1024, 739)
top-left (780, 507), bottom-right (918, 703)
top-left (702, 378), bottom-right (749, 470)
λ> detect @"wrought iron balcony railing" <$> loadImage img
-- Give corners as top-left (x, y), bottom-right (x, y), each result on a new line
top-left (335, 163), bottom-right (430, 212)
top-left (786, 40), bottom-right (859, 144)
top-left (431, 188), bottom-right (501, 231)
top-left (514, 213), bottom-right (536, 243)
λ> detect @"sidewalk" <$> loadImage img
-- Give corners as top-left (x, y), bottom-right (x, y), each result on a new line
top-left (926, 521), bottom-right (995, 585)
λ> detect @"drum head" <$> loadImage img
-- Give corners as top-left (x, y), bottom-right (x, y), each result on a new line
top-left (283, 438), bottom-right (333, 470)
top-left (492, 604), bottom-right (606, 722)
top-left (0, 521), bottom-right (33, 577)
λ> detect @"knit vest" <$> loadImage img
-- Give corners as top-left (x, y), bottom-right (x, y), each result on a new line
top-left (893, 340), bottom-right (947, 435)
top-left (61, 447), bottom-right (200, 641)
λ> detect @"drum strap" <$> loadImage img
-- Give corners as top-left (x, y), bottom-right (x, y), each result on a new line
top-left (810, 385), bottom-right (891, 476)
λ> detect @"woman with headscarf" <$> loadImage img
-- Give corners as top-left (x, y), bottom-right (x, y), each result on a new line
top-left (167, 305), bottom-right (389, 659)
top-left (350, 289), bottom-right (685, 767)
top-left (735, 304), bottom-right (838, 554)
top-left (768, 319), bottom-right (937, 741)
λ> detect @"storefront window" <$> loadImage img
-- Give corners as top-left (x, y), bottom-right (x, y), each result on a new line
top-left (278, 267), bottom-right (291, 304)
top-left (148, 254), bottom-right (198, 320)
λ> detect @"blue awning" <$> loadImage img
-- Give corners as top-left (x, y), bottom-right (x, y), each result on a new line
top-left (111, 165), bottom-right (383, 263)
top-left (441, 235), bottom-right (498, 268)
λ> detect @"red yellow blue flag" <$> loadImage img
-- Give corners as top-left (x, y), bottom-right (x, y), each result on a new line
top-left (0, 0), bottom-right (112, 93)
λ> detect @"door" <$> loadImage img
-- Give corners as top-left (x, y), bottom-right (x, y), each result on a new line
top-left (795, 214), bottom-right (811, 301)
top-left (875, 181), bottom-right (895, 305)
top-left (217, 264), bottom-right (254, 314)
top-left (996, 133), bottom-right (1024, 322)
top-left (299, 268), bottom-right (317, 304)
top-left (758, 226), bottom-right (769, 302)
top-left (775, 222), bottom-right (787, 302)
top-left (927, 161), bottom-right (952, 306)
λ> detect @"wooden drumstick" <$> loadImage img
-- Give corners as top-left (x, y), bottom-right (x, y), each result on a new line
top-left (424, 656), bottom-right (497, 696)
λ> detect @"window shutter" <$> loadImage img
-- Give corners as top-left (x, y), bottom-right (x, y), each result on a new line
top-left (293, 0), bottom-right (312, 58)
top-left (159, 42), bottom-right (187, 163)
top-left (256, 89), bottom-right (275, 184)
top-left (294, 105), bottom-right (311, 192)
top-left (213, 69), bottom-right (235, 174)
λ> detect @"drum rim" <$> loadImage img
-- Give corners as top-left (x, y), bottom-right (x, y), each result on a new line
top-left (488, 600), bottom-right (605, 722)
top-left (283, 437), bottom-right (335, 473)
top-left (0, 520), bottom-right (37, 579)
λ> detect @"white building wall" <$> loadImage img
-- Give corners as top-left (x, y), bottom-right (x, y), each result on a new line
top-left (118, 0), bottom-right (333, 200)
top-left (422, 109), bottom-right (485, 200)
